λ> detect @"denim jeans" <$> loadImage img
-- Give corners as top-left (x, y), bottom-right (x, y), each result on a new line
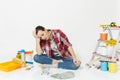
top-left (34, 54), bottom-right (80, 70)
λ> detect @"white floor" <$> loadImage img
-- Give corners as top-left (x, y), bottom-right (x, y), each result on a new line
top-left (0, 61), bottom-right (120, 80)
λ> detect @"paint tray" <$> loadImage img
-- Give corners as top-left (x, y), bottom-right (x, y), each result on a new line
top-left (0, 61), bottom-right (21, 72)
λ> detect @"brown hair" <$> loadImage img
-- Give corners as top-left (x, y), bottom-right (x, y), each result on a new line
top-left (35, 25), bottom-right (45, 34)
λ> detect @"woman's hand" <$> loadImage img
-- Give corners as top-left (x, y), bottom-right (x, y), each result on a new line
top-left (32, 30), bottom-right (41, 43)
top-left (73, 58), bottom-right (81, 67)
top-left (32, 30), bottom-right (42, 55)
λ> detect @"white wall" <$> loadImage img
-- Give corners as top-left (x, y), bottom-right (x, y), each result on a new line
top-left (0, 0), bottom-right (119, 62)
top-left (117, 0), bottom-right (120, 22)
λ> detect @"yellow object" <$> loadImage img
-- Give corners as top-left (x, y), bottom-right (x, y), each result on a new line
top-left (110, 22), bottom-right (117, 27)
top-left (0, 61), bottom-right (21, 72)
top-left (108, 61), bottom-right (117, 73)
top-left (13, 57), bottom-right (22, 63)
top-left (0, 57), bottom-right (27, 72)
top-left (105, 40), bottom-right (117, 46)
top-left (13, 58), bottom-right (26, 67)
top-left (16, 53), bottom-right (21, 59)
top-left (99, 22), bottom-right (117, 28)
top-left (99, 24), bottom-right (110, 28)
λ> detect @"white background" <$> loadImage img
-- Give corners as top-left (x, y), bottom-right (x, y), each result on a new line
top-left (0, 0), bottom-right (119, 61)
top-left (0, 0), bottom-right (120, 80)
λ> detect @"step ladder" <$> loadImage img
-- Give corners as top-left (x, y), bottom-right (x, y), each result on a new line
top-left (86, 25), bottom-right (120, 68)
top-left (114, 27), bottom-right (120, 61)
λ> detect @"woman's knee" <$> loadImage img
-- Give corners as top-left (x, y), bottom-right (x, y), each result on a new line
top-left (33, 54), bottom-right (52, 64)
top-left (33, 54), bottom-right (43, 63)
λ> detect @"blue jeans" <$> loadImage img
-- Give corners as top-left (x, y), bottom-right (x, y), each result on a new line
top-left (34, 54), bottom-right (80, 70)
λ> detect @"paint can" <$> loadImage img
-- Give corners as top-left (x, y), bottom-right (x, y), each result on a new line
top-left (100, 32), bottom-right (108, 40)
top-left (25, 50), bottom-right (34, 65)
top-left (108, 61), bottom-right (117, 73)
top-left (100, 61), bottom-right (108, 71)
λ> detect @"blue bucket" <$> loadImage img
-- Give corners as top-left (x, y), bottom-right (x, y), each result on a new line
top-left (100, 61), bottom-right (108, 71)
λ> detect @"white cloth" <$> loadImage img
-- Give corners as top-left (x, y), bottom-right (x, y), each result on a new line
top-left (50, 39), bottom-right (61, 56)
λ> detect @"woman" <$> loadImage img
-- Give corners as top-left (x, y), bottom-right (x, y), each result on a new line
top-left (33, 25), bottom-right (81, 70)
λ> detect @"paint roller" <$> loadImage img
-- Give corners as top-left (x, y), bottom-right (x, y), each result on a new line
top-left (12, 57), bottom-right (26, 67)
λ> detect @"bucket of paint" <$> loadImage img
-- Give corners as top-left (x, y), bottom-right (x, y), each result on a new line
top-left (100, 32), bottom-right (108, 40)
top-left (108, 61), bottom-right (117, 73)
top-left (25, 50), bottom-right (34, 65)
top-left (100, 61), bottom-right (108, 71)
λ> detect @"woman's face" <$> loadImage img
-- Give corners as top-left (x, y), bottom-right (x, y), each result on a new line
top-left (37, 30), bottom-right (48, 40)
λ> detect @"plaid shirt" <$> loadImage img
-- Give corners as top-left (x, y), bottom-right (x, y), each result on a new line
top-left (40, 29), bottom-right (72, 58)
